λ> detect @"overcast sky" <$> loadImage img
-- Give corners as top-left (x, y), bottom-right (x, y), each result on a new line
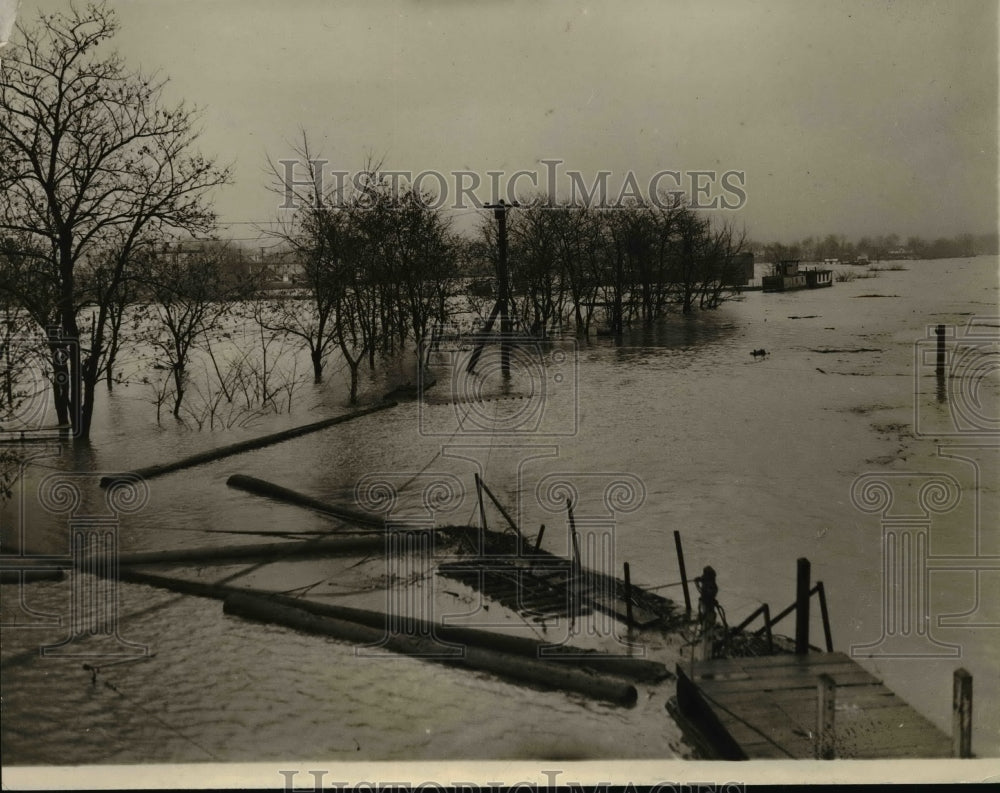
top-left (13, 0), bottom-right (1000, 244)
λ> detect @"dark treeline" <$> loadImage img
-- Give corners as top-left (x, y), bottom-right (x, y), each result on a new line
top-left (466, 196), bottom-right (751, 338)
top-left (755, 232), bottom-right (997, 264)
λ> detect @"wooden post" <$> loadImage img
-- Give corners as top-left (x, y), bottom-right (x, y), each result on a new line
top-left (816, 673), bottom-right (836, 759)
top-left (623, 562), bottom-right (634, 627)
top-left (567, 499), bottom-right (580, 571)
top-left (567, 499), bottom-right (581, 620)
top-left (696, 566), bottom-right (718, 662)
top-left (533, 524), bottom-right (545, 553)
top-left (673, 530), bottom-right (692, 618)
top-left (816, 581), bottom-right (834, 652)
top-left (952, 668), bottom-right (973, 758)
top-left (795, 557), bottom-right (810, 655)
top-left (935, 324), bottom-right (948, 402)
top-left (935, 324), bottom-right (946, 372)
top-left (479, 478), bottom-right (522, 539)
top-left (475, 473), bottom-right (487, 531)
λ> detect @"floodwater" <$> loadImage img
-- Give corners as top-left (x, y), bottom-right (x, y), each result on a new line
top-left (1, 256), bottom-right (998, 764)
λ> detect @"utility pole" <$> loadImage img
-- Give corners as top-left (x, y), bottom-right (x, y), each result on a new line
top-left (467, 199), bottom-right (515, 377)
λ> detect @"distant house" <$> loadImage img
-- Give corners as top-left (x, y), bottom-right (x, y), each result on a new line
top-left (252, 248), bottom-right (305, 285)
top-left (160, 240), bottom-right (252, 287)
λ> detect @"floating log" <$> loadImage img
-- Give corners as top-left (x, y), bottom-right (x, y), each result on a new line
top-left (223, 591), bottom-right (639, 707)
top-left (114, 535), bottom-right (384, 567)
top-left (254, 591), bottom-right (668, 682)
top-left (99, 401), bottom-right (397, 487)
top-left (0, 569), bottom-right (65, 584)
top-left (116, 567), bottom-right (241, 599)
top-left (225, 474), bottom-right (385, 527)
top-left (108, 566), bottom-right (664, 684)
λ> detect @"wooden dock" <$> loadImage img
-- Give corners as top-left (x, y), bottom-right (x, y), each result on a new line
top-left (674, 652), bottom-right (954, 759)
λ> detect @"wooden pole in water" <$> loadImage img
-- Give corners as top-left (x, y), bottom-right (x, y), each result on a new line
top-left (479, 478), bottom-right (523, 539)
top-left (674, 530), bottom-right (692, 618)
top-left (816, 673), bottom-right (836, 760)
top-left (623, 562), bottom-right (634, 627)
top-left (935, 324), bottom-right (946, 372)
top-left (816, 581), bottom-right (834, 652)
top-left (795, 557), bottom-right (811, 655)
top-left (567, 499), bottom-right (582, 622)
top-left (533, 524), bottom-right (546, 553)
top-left (475, 473), bottom-right (488, 532)
top-left (567, 498), bottom-right (581, 572)
top-left (952, 667), bottom-right (973, 758)
top-left (494, 200), bottom-right (512, 378)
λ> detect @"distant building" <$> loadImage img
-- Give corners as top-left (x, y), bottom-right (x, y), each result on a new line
top-left (160, 240), bottom-right (252, 286)
top-left (252, 248), bottom-right (305, 285)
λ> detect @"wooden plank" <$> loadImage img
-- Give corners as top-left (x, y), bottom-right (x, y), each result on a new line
top-left (738, 740), bottom-right (796, 759)
top-left (712, 713), bottom-right (815, 757)
top-left (692, 651), bottom-right (852, 674)
top-left (694, 661), bottom-right (868, 683)
top-left (720, 685), bottom-right (899, 709)
top-left (851, 740), bottom-right (952, 759)
top-left (697, 670), bottom-right (880, 694)
top-left (693, 656), bottom-right (875, 679)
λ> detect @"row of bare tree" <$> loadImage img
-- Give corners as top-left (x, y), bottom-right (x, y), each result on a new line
top-left (471, 199), bottom-right (749, 338)
top-left (0, 4), bottom-right (229, 439)
top-left (262, 142), bottom-right (459, 403)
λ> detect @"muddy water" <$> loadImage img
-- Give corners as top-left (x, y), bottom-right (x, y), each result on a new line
top-left (2, 257), bottom-right (997, 763)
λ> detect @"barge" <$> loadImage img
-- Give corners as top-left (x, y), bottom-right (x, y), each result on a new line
top-left (762, 260), bottom-right (832, 292)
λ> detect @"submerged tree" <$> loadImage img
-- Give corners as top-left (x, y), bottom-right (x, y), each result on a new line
top-left (265, 140), bottom-right (457, 402)
top-left (136, 242), bottom-right (249, 419)
top-left (0, 3), bottom-right (230, 439)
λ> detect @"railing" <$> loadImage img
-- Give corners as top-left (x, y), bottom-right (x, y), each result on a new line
top-left (729, 602), bottom-right (774, 653)
top-left (729, 558), bottom-right (834, 653)
top-left (749, 580), bottom-right (834, 653)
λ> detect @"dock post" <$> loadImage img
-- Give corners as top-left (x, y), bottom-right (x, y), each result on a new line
top-left (623, 562), bottom-right (634, 627)
top-left (696, 566), bottom-right (718, 661)
top-left (816, 673), bottom-right (836, 759)
top-left (674, 530), bottom-right (692, 618)
top-left (795, 557), bottom-right (811, 654)
top-left (952, 668), bottom-right (973, 758)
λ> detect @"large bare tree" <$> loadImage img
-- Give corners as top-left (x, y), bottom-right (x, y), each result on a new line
top-left (0, 2), bottom-right (230, 439)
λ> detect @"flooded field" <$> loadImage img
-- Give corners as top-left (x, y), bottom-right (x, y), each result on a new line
top-left (2, 256), bottom-right (998, 764)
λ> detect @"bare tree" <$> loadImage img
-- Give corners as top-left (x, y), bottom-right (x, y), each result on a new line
top-left (0, 3), bottom-right (230, 439)
top-left (265, 141), bottom-right (456, 400)
top-left (263, 133), bottom-right (354, 383)
top-left (136, 242), bottom-right (246, 418)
